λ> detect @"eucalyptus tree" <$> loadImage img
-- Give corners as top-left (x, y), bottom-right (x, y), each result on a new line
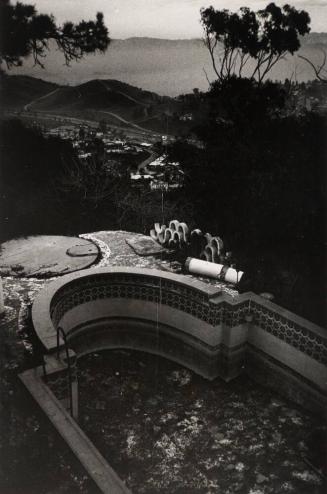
top-left (201, 3), bottom-right (310, 83)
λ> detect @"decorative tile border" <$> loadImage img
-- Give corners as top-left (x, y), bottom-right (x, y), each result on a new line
top-left (32, 267), bottom-right (327, 386)
top-left (50, 273), bottom-right (222, 327)
top-left (48, 271), bottom-right (326, 367)
top-left (223, 300), bottom-right (251, 328)
top-left (249, 300), bottom-right (327, 365)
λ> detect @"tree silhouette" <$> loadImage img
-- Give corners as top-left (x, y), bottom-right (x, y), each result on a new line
top-left (0, 0), bottom-right (110, 69)
top-left (299, 50), bottom-right (327, 83)
top-left (201, 3), bottom-right (310, 83)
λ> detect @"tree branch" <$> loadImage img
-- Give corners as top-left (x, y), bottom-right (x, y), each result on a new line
top-left (298, 51), bottom-right (327, 83)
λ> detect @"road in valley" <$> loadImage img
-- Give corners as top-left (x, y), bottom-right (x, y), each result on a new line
top-left (98, 80), bottom-right (149, 107)
top-left (99, 110), bottom-right (155, 133)
top-left (23, 87), bottom-right (61, 111)
top-left (16, 80), bottom-right (162, 140)
top-left (137, 152), bottom-right (159, 174)
top-left (5, 109), bottom-right (161, 141)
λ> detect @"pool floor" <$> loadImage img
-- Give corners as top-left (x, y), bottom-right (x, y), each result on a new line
top-left (78, 350), bottom-right (325, 494)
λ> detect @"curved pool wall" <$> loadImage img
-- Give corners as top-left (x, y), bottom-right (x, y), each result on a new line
top-left (32, 267), bottom-right (327, 415)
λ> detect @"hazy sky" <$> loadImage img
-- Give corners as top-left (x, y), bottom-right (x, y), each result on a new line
top-left (29, 0), bottom-right (327, 38)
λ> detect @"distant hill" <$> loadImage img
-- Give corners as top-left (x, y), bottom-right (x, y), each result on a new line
top-left (4, 34), bottom-right (327, 96)
top-left (0, 74), bottom-right (189, 135)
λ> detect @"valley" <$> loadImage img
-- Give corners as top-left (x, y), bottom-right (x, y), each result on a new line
top-left (1, 74), bottom-right (191, 139)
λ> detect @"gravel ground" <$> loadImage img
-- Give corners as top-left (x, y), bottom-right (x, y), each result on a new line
top-left (78, 350), bottom-right (325, 494)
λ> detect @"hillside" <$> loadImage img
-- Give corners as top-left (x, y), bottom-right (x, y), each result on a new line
top-left (1, 74), bottom-right (189, 135)
top-left (28, 79), bottom-right (167, 112)
top-left (4, 34), bottom-right (327, 96)
top-left (0, 75), bottom-right (58, 109)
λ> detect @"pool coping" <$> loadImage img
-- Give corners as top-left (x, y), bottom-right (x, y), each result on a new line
top-left (19, 365), bottom-right (131, 494)
top-left (32, 266), bottom-right (327, 353)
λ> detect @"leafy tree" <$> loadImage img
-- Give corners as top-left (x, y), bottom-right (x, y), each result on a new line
top-left (166, 111), bottom-right (326, 324)
top-left (201, 3), bottom-right (310, 83)
top-left (0, 119), bottom-right (128, 238)
top-left (0, 0), bottom-right (110, 68)
top-left (217, 76), bottom-right (285, 120)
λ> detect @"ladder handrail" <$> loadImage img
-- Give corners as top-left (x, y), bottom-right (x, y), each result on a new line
top-left (41, 354), bottom-right (47, 381)
top-left (56, 326), bottom-right (73, 417)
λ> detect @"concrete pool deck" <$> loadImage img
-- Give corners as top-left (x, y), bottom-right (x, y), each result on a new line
top-left (0, 235), bottom-right (99, 277)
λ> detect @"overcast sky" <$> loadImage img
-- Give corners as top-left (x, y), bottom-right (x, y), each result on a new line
top-left (30, 0), bottom-right (327, 38)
